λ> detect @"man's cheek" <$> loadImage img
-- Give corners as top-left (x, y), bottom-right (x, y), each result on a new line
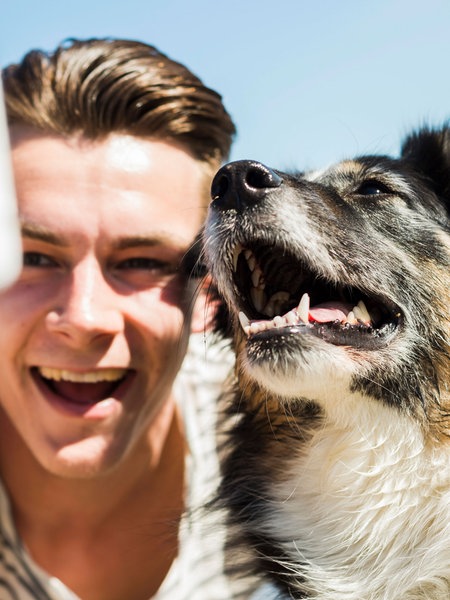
top-left (160, 274), bottom-right (196, 313)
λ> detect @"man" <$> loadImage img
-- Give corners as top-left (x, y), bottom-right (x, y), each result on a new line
top-left (0, 38), bottom-right (252, 599)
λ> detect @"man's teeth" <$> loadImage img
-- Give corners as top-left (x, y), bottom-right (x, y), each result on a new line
top-left (38, 368), bottom-right (127, 383)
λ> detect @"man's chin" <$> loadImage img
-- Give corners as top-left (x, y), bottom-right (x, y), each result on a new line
top-left (43, 434), bottom-right (133, 480)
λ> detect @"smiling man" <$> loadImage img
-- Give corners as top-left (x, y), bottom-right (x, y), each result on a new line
top-left (0, 38), bottom-right (254, 600)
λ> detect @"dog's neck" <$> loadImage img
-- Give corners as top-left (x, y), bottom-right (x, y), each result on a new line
top-left (258, 395), bottom-right (450, 599)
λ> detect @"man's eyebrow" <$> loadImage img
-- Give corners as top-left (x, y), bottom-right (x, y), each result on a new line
top-left (20, 223), bottom-right (69, 246)
top-left (114, 234), bottom-right (187, 251)
top-left (20, 224), bottom-right (190, 251)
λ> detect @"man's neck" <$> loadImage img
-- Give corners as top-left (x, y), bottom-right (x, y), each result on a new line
top-left (0, 400), bottom-right (186, 599)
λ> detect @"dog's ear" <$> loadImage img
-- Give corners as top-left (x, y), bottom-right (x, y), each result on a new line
top-left (401, 126), bottom-right (450, 212)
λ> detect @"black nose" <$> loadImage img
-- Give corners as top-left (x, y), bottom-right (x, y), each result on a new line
top-left (211, 160), bottom-right (282, 211)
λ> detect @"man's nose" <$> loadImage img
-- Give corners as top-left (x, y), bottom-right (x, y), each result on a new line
top-left (45, 259), bottom-right (124, 345)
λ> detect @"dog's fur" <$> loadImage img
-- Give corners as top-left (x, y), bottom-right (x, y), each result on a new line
top-left (203, 127), bottom-right (450, 599)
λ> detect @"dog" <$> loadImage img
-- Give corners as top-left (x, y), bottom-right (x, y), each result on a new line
top-left (202, 127), bottom-right (450, 599)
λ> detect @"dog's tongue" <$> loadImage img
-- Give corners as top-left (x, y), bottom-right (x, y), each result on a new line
top-left (51, 381), bottom-right (117, 404)
top-left (308, 301), bottom-right (352, 323)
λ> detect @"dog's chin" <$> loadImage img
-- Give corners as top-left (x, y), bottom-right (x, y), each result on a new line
top-left (236, 326), bottom-right (356, 400)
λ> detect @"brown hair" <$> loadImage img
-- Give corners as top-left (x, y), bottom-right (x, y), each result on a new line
top-left (2, 37), bottom-right (235, 167)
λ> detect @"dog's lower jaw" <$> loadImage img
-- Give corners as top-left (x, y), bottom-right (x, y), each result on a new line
top-left (234, 325), bottom-right (356, 403)
top-left (228, 392), bottom-right (450, 600)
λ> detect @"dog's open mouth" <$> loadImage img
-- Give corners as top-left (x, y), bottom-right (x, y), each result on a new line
top-left (232, 243), bottom-right (402, 349)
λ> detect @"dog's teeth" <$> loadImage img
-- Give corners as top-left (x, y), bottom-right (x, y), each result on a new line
top-left (297, 292), bottom-right (310, 323)
top-left (250, 287), bottom-right (267, 313)
top-left (357, 300), bottom-right (371, 323)
top-left (352, 306), bottom-right (364, 322)
top-left (251, 266), bottom-right (264, 288)
top-left (353, 301), bottom-right (371, 325)
top-left (285, 310), bottom-right (298, 325)
top-left (238, 311), bottom-right (250, 328)
top-left (238, 311), bottom-right (250, 334)
top-left (346, 310), bottom-right (358, 325)
top-left (232, 244), bottom-right (242, 272)
top-left (244, 249), bottom-right (256, 272)
top-left (248, 321), bottom-right (265, 335)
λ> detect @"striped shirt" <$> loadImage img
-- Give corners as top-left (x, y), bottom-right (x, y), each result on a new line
top-left (0, 333), bottom-right (264, 600)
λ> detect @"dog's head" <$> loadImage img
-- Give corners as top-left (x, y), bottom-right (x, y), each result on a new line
top-left (204, 127), bottom-right (449, 439)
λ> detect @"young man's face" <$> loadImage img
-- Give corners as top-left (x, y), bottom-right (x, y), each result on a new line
top-left (0, 128), bottom-right (207, 477)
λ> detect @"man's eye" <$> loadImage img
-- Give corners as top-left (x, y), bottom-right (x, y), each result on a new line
top-left (23, 252), bottom-right (56, 267)
top-left (117, 257), bottom-right (175, 272)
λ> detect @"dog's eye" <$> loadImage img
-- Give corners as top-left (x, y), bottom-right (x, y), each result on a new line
top-left (356, 181), bottom-right (392, 196)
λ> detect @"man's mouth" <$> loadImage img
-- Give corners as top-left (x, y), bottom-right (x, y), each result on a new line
top-left (232, 243), bottom-right (402, 349)
top-left (33, 367), bottom-right (131, 405)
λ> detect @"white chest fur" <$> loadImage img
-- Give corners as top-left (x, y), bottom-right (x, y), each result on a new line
top-left (263, 398), bottom-right (450, 599)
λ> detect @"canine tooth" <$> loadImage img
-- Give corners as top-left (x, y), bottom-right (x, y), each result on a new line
top-left (39, 367), bottom-right (127, 383)
top-left (250, 287), bottom-right (267, 313)
top-left (297, 293), bottom-right (310, 323)
top-left (232, 244), bottom-right (242, 271)
top-left (238, 311), bottom-right (250, 332)
top-left (245, 250), bottom-right (256, 272)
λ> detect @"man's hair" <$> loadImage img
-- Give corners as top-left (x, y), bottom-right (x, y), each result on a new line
top-left (2, 37), bottom-right (235, 166)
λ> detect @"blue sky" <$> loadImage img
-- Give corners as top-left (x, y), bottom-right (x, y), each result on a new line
top-left (2, 0), bottom-right (450, 170)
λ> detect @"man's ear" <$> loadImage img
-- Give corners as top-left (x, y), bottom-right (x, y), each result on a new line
top-left (182, 230), bottom-right (231, 335)
top-left (190, 274), bottom-right (223, 333)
